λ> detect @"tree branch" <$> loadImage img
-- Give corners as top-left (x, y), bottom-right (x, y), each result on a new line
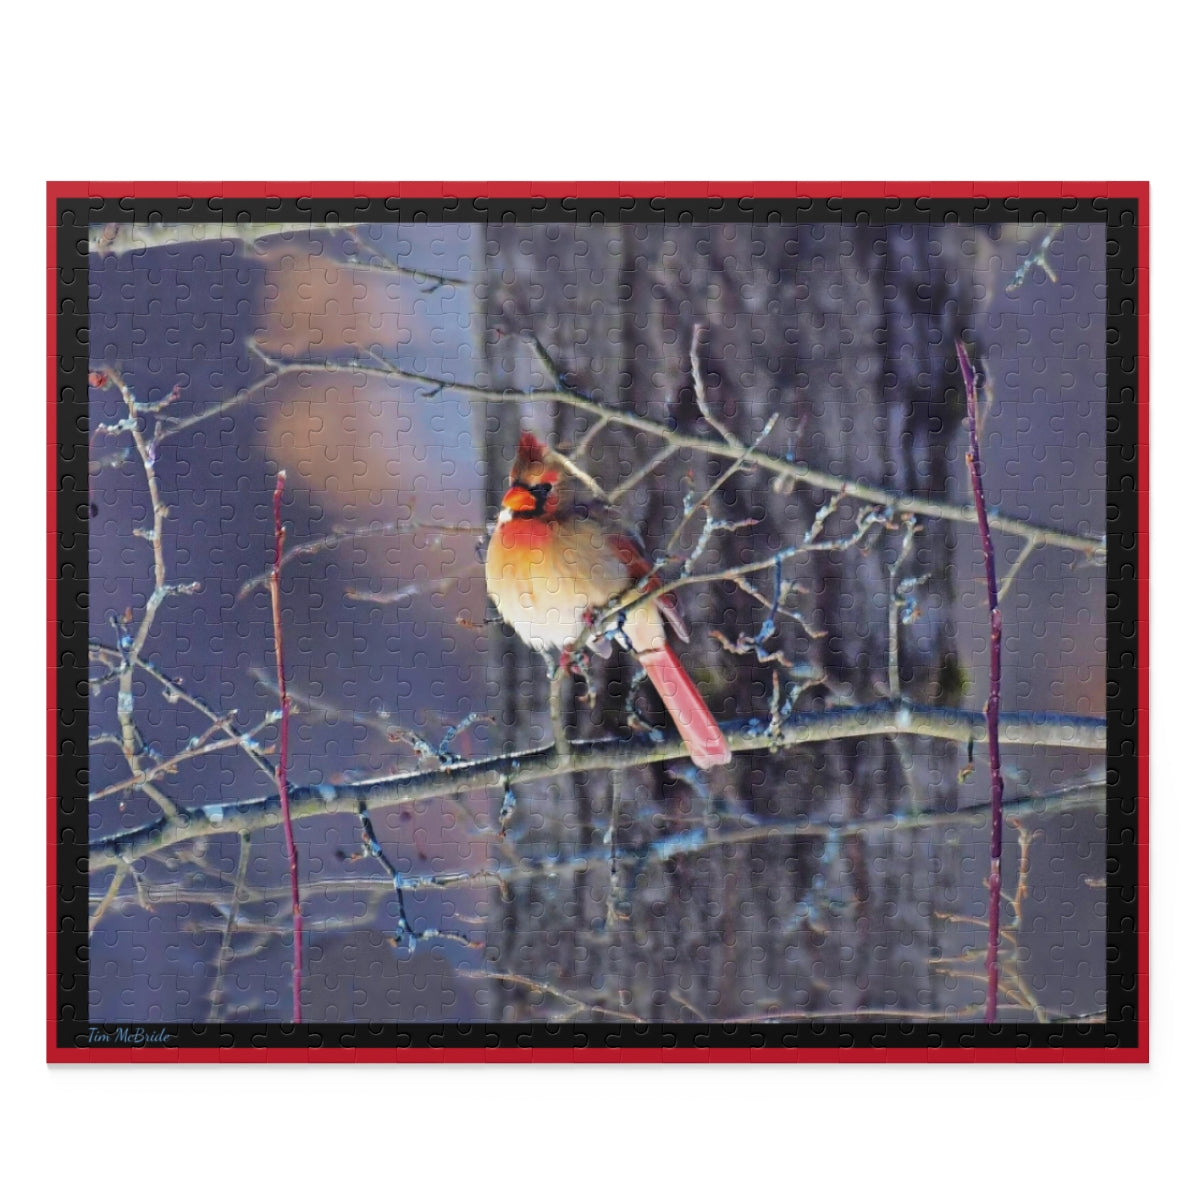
top-left (207, 345), bottom-right (1103, 559)
top-left (268, 471), bottom-right (303, 1023)
top-left (93, 778), bottom-right (1104, 980)
top-left (88, 701), bottom-right (1104, 871)
top-left (90, 220), bottom-right (367, 256)
top-left (94, 369), bottom-right (201, 822)
top-left (958, 340), bottom-right (1005, 1023)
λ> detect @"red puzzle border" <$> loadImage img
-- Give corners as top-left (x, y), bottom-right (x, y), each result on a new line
top-left (47, 181), bottom-right (1150, 1064)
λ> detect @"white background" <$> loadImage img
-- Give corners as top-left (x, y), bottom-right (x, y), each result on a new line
top-left (2, 3), bottom-right (1186, 1194)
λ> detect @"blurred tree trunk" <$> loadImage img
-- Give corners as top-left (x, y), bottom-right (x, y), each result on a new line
top-left (480, 222), bottom-right (982, 1020)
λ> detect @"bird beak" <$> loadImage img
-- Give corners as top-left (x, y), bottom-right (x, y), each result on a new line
top-left (501, 485), bottom-right (538, 513)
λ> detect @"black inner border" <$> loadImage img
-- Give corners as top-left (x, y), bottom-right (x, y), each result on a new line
top-left (56, 195), bottom-right (1139, 1052)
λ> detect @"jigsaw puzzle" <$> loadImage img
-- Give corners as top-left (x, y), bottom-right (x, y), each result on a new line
top-left (50, 185), bottom-right (1147, 1061)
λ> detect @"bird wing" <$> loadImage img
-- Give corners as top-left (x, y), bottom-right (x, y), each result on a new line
top-left (569, 499), bottom-right (690, 643)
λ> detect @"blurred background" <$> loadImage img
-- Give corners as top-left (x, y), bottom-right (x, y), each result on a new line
top-left (87, 218), bottom-right (1106, 1023)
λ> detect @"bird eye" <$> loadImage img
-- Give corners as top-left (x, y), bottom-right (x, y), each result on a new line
top-left (530, 483), bottom-right (552, 501)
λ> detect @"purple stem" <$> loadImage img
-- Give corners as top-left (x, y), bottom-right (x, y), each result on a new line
top-left (269, 470), bottom-right (303, 1024)
top-left (956, 341), bottom-right (1004, 1023)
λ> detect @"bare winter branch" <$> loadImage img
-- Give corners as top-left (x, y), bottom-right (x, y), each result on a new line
top-left (958, 339), bottom-right (1005, 1023)
top-left (268, 470), bottom-right (303, 1023)
top-left (177, 343), bottom-right (1104, 559)
top-left (89, 700), bottom-right (1104, 871)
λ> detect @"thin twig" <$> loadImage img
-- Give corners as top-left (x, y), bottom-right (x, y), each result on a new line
top-left (1007, 821), bottom-right (1048, 1020)
top-left (886, 514), bottom-right (927, 700)
top-left (342, 802), bottom-right (484, 953)
top-left (337, 227), bottom-right (468, 289)
top-left (97, 370), bottom-right (201, 822)
top-left (1007, 224), bottom-right (1063, 294)
top-left (236, 519), bottom-right (482, 601)
top-left (591, 507), bottom-right (887, 647)
top-left (89, 862), bottom-right (128, 932)
top-left (547, 658), bottom-right (571, 761)
top-left (666, 413), bottom-right (779, 554)
top-left (729, 572), bottom-right (820, 640)
top-left (544, 445), bottom-right (608, 500)
top-left (249, 662), bottom-right (521, 866)
top-left (997, 535), bottom-right (1042, 606)
top-left (90, 221), bottom-right (365, 256)
top-left (688, 326), bottom-right (740, 446)
top-left (268, 471), bottom-right (303, 1023)
top-left (87, 714), bottom-right (277, 803)
top-left (754, 1003), bottom-right (1065, 1022)
top-left (347, 800), bottom-right (417, 950)
top-left (463, 968), bottom-right (636, 1022)
top-left (957, 340), bottom-right (1004, 1024)
top-left (90, 221), bottom-right (468, 291)
top-left (608, 443), bottom-right (677, 502)
top-left (570, 414), bottom-right (612, 463)
top-left (605, 776), bottom-right (626, 930)
top-left (670, 991), bottom-right (711, 1021)
top-left (89, 641), bottom-right (278, 786)
top-left (208, 831), bottom-right (253, 1021)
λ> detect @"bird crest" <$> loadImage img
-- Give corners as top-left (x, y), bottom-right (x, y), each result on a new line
top-left (511, 432), bottom-right (559, 487)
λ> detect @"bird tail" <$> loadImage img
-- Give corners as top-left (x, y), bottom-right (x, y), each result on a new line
top-left (639, 647), bottom-right (731, 770)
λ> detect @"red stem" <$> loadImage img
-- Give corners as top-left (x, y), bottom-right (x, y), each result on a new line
top-left (269, 470), bottom-right (303, 1023)
top-left (956, 341), bottom-right (1004, 1023)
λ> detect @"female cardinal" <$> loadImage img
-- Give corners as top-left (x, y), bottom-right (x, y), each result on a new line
top-left (485, 432), bottom-right (731, 769)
